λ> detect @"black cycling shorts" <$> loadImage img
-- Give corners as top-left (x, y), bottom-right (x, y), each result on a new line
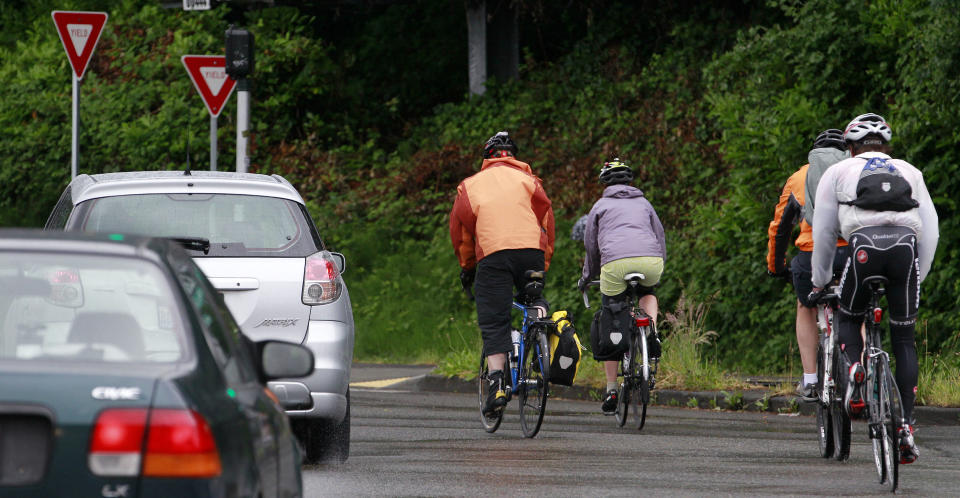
top-left (791, 245), bottom-right (851, 307)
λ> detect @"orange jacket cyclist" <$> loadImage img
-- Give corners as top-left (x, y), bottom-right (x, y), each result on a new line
top-left (766, 129), bottom-right (849, 400)
top-left (450, 131), bottom-right (555, 417)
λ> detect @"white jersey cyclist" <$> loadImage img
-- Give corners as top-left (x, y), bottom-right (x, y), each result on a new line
top-left (811, 151), bottom-right (938, 288)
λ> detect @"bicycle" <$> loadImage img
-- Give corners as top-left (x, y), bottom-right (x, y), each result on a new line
top-left (860, 276), bottom-right (905, 492)
top-left (582, 275), bottom-right (658, 430)
top-left (815, 276), bottom-right (905, 492)
top-left (470, 270), bottom-right (552, 438)
top-left (812, 283), bottom-right (848, 461)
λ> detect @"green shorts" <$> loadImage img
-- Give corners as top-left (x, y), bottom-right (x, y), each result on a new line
top-left (599, 256), bottom-right (664, 296)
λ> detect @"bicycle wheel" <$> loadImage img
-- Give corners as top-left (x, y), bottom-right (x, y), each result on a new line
top-left (477, 356), bottom-right (503, 433)
top-left (881, 362), bottom-right (902, 492)
top-left (816, 340), bottom-right (834, 458)
top-left (831, 357), bottom-right (851, 461)
top-left (518, 328), bottom-right (550, 438)
top-left (634, 326), bottom-right (650, 431)
top-left (615, 351), bottom-right (630, 427)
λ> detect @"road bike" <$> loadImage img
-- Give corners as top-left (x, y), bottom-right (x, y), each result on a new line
top-left (582, 275), bottom-right (658, 430)
top-left (812, 283), bottom-right (848, 461)
top-left (860, 276), bottom-right (905, 492)
top-left (815, 276), bottom-right (905, 492)
top-left (473, 270), bottom-right (552, 438)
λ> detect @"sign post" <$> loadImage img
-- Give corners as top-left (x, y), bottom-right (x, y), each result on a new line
top-left (181, 56), bottom-right (237, 171)
top-left (52, 11), bottom-right (108, 180)
top-left (225, 27), bottom-right (254, 173)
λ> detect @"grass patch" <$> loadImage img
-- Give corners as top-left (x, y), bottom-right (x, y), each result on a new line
top-left (916, 323), bottom-right (960, 407)
top-left (656, 291), bottom-right (749, 391)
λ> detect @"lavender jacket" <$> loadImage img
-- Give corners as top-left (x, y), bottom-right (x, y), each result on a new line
top-left (581, 185), bottom-right (667, 281)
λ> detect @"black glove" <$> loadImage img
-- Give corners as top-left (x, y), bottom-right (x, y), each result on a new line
top-left (459, 267), bottom-right (476, 292)
top-left (807, 288), bottom-right (825, 306)
top-left (767, 268), bottom-right (790, 280)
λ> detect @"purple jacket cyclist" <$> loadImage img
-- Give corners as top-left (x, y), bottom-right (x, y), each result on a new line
top-left (578, 158), bottom-right (666, 415)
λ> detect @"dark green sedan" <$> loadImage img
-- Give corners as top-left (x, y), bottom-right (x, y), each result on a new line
top-left (0, 230), bottom-right (313, 497)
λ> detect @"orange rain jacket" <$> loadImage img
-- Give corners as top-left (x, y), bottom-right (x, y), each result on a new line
top-left (766, 164), bottom-right (846, 274)
top-left (450, 157), bottom-right (555, 271)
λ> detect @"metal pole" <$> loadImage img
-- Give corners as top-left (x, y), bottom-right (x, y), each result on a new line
top-left (71, 73), bottom-right (79, 179)
top-left (236, 78), bottom-right (249, 173)
top-left (210, 115), bottom-right (218, 171)
top-left (466, 0), bottom-right (487, 96)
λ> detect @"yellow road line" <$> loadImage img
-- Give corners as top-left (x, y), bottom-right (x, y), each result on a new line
top-left (350, 376), bottom-right (414, 389)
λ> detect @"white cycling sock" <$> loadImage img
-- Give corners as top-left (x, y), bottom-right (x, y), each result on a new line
top-left (803, 373), bottom-right (818, 387)
top-left (606, 381), bottom-right (618, 392)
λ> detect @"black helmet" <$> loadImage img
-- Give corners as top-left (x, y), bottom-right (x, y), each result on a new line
top-left (483, 131), bottom-right (518, 159)
top-left (812, 129), bottom-right (845, 151)
top-left (599, 158), bottom-right (634, 185)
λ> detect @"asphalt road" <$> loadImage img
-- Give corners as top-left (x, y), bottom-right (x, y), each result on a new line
top-left (302, 367), bottom-right (959, 496)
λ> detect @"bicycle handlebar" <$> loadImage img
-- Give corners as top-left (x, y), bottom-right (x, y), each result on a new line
top-left (580, 280), bottom-right (601, 308)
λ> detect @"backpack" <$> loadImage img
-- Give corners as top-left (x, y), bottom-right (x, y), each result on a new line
top-left (589, 299), bottom-right (631, 361)
top-left (548, 311), bottom-right (582, 386)
top-left (841, 157), bottom-right (919, 212)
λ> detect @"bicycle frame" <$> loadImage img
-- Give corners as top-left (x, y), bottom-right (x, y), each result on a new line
top-left (508, 300), bottom-right (546, 394)
top-left (816, 286), bottom-right (840, 405)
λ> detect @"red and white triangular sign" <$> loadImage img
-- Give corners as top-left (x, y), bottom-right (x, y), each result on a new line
top-left (51, 11), bottom-right (108, 80)
top-left (181, 55), bottom-right (237, 117)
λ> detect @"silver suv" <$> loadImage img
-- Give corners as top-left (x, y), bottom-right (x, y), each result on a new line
top-left (46, 171), bottom-right (354, 463)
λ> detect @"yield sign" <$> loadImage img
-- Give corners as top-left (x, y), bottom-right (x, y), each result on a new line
top-left (181, 55), bottom-right (237, 117)
top-left (51, 11), bottom-right (108, 80)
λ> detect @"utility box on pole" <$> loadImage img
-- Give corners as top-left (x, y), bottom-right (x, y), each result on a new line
top-left (226, 26), bottom-right (254, 173)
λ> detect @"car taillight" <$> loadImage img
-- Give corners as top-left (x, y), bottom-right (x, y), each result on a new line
top-left (89, 408), bottom-right (221, 478)
top-left (89, 409), bottom-right (147, 476)
top-left (48, 268), bottom-right (84, 307)
top-left (143, 409), bottom-right (221, 478)
top-left (302, 251), bottom-right (342, 305)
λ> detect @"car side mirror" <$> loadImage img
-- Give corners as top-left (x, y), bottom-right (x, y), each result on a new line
top-left (258, 340), bottom-right (314, 380)
top-left (330, 252), bottom-right (346, 274)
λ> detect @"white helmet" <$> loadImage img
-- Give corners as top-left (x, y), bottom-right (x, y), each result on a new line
top-left (843, 113), bottom-right (892, 143)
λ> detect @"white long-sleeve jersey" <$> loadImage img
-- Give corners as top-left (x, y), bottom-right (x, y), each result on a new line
top-left (811, 151), bottom-right (939, 288)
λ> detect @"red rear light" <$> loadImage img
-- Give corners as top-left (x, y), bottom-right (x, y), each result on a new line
top-left (143, 409), bottom-right (221, 478)
top-left (635, 317), bottom-right (650, 327)
top-left (89, 409), bottom-right (147, 476)
top-left (89, 408), bottom-right (221, 478)
top-left (303, 251), bottom-right (342, 305)
top-left (51, 269), bottom-right (80, 283)
top-left (874, 307), bottom-right (883, 322)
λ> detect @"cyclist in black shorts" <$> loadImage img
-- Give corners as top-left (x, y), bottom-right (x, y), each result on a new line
top-left (766, 129), bottom-right (849, 400)
top-left (810, 113), bottom-right (939, 464)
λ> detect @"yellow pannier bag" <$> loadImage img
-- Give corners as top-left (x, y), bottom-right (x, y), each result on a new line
top-left (548, 311), bottom-right (583, 386)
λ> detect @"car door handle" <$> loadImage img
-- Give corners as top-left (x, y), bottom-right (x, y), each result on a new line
top-left (208, 277), bottom-right (260, 291)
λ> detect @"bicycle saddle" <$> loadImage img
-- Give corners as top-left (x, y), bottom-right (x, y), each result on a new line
top-left (520, 270), bottom-right (544, 303)
top-left (862, 275), bottom-right (889, 292)
top-left (623, 272), bottom-right (645, 286)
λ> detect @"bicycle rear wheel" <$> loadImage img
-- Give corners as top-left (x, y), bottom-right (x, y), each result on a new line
top-left (880, 361), bottom-right (902, 492)
top-left (477, 356), bottom-right (504, 433)
top-left (635, 326), bottom-right (650, 431)
top-left (519, 328), bottom-right (550, 438)
top-left (615, 352), bottom-right (629, 427)
top-left (831, 357), bottom-right (851, 461)
top-left (816, 340), bottom-right (834, 458)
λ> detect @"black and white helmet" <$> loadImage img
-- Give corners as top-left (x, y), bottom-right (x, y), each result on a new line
top-left (843, 113), bottom-right (892, 143)
top-left (599, 158), bottom-right (634, 185)
top-left (483, 131), bottom-right (518, 159)
top-left (812, 129), bottom-right (845, 151)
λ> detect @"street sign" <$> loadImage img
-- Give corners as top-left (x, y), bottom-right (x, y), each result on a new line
top-left (183, 0), bottom-right (212, 10)
top-left (51, 11), bottom-right (108, 80)
top-left (181, 55), bottom-right (237, 117)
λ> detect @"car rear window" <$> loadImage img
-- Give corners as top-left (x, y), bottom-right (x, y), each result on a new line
top-left (0, 252), bottom-right (187, 364)
top-left (74, 193), bottom-right (320, 257)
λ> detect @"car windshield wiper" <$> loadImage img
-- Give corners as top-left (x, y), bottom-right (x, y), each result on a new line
top-left (169, 237), bottom-right (211, 255)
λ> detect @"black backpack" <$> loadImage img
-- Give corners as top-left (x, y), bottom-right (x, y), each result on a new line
top-left (589, 299), bottom-right (631, 361)
top-left (841, 157), bottom-right (919, 212)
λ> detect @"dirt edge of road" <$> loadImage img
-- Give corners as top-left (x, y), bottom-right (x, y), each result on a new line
top-left (390, 373), bottom-right (959, 426)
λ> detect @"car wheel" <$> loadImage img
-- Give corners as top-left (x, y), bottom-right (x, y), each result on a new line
top-left (297, 390), bottom-right (350, 464)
